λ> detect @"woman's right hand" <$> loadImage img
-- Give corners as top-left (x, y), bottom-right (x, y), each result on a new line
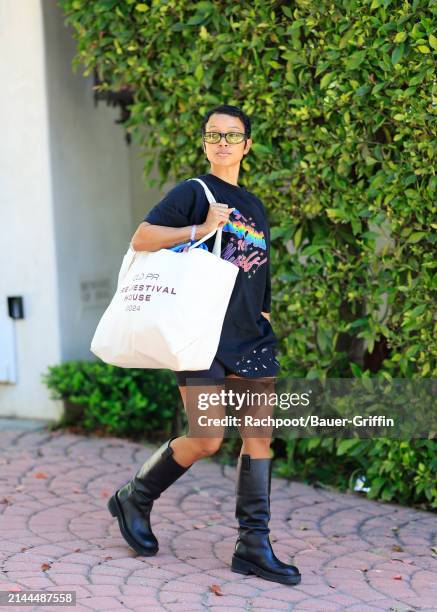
top-left (201, 203), bottom-right (235, 234)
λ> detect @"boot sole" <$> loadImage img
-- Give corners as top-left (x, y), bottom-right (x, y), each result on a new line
top-left (231, 554), bottom-right (301, 586)
top-left (107, 493), bottom-right (159, 557)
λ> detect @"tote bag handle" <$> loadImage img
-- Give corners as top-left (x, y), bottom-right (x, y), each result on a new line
top-left (121, 177), bottom-right (222, 285)
top-left (187, 178), bottom-right (222, 257)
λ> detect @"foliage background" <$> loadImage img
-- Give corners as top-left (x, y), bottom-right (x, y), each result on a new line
top-left (42, 361), bottom-right (182, 438)
top-left (57, 0), bottom-right (436, 509)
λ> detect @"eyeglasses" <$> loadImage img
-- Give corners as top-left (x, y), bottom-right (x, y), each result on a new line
top-left (203, 131), bottom-right (247, 144)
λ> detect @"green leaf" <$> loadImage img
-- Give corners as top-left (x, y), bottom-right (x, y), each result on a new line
top-left (337, 439), bottom-right (360, 456)
top-left (350, 362), bottom-right (363, 377)
top-left (349, 317), bottom-right (370, 329)
top-left (251, 143), bottom-right (271, 155)
top-left (355, 84), bottom-right (371, 96)
top-left (195, 1), bottom-right (215, 12)
top-left (369, 476), bottom-right (386, 497)
top-left (404, 304), bottom-right (426, 318)
top-left (97, 0), bottom-right (118, 9)
top-left (301, 244), bottom-right (325, 256)
top-left (317, 326), bottom-right (331, 353)
top-left (345, 50), bottom-right (366, 70)
top-left (187, 14), bottom-right (207, 25)
top-left (429, 34), bottom-right (437, 51)
top-left (339, 28), bottom-right (355, 49)
top-left (326, 208), bottom-right (349, 221)
top-left (406, 232), bottom-right (426, 243)
top-left (194, 64), bottom-right (204, 80)
top-left (320, 72), bottom-right (335, 89)
top-left (282, 5), bottom-right (293, 19)
top-left (391, 43), bottom-right (404, 65)
top-left (270, 226), bottom-right (290, 240)
top-left (394, 32), bottom-right (407, 43)
top-left (135, 3), bottom-right (149, 11)
top-left (293, 226), bottom-right (303, 249)
top-left (362, 231), bottom-right (380, 240)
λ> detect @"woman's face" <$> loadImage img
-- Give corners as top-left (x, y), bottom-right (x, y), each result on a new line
top-left (203, 113), bottom-right (252, 167)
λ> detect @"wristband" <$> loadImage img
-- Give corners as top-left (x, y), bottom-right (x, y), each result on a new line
top-left (190, 224), bottom-right (197, 242)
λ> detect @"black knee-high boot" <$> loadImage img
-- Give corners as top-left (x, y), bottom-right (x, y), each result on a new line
top-left (107, 437), bottom-right (192, 556)
top-left (231, 454), bottom-right (301, 585)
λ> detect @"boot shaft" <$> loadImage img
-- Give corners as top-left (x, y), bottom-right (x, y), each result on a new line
top-left (235, 454), bottom-right (272, 496)
top-left (232, 453), bottom-right (302, 585)
top-left (235, 454), bottom-right (272, 534)
top-left (118, 437), bottom-right (192, 504)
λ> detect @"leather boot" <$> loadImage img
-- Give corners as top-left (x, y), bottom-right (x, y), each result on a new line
top-left (231, 454), bottom-right (301, 585)
top-left (107, 437), bottom-right (192, 556)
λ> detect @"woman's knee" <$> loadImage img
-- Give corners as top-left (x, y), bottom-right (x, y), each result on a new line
top-left (241, 438), bottom-right (272, 452)
top-left (192, 437), bottom-right (223, 457)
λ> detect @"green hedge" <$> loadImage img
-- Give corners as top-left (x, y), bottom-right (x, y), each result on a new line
top-left (41, 360), bottom-right (183, 438)
top-left (272, 437), bottom-right (437, 510)
top-left (57, 0), bottom-right (436, 509)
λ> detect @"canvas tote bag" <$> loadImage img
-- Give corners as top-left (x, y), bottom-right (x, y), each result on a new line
top-left (90, 178), bottom-right (238, 370)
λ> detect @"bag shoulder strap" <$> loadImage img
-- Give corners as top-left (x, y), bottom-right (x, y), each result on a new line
top-left (187, 178), bottom-right (222, 256)
top-left (189, 177), bottom-right (216, 204)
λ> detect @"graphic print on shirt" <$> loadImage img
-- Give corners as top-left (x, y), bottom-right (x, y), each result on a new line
top-left (220, 208), bottom-right (268, 279)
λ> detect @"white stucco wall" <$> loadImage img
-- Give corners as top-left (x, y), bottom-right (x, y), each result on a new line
top-left (0, 1), bottom-right (161, 420)
top-left (41, 0), bottom-right (136, 363)
top-left (0, 1), bottom-right (62, 420)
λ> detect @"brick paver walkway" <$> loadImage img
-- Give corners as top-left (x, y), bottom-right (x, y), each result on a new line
top-left (0, 426), bottom-right (435, 611)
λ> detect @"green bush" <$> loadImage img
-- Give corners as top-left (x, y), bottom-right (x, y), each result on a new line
top-left (41, 360), bottom-right (183, 438)
top-left (271, 437), bottom-right (437, 511)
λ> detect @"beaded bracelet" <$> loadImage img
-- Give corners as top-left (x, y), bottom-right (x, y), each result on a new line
top-left (190, 224), bottom-right (197, 242)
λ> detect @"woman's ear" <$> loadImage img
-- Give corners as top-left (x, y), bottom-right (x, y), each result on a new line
top-left (244, 137), bottom-right (252, 156)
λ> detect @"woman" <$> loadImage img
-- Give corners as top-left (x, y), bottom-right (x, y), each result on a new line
top-left (107, 104), bottom-right (301, 586)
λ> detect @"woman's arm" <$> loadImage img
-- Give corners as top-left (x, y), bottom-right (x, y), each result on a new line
top-left (261, 311), bottom-right (271, 322)
top-left (132, 202), bottom-right (233, 252)
top-left (131, 221), bottom-right (211, 252)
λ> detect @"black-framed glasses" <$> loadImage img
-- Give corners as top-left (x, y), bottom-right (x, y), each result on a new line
top-left (203, 131), bottom-right (247, 144)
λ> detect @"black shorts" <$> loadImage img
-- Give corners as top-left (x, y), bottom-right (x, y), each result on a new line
top-left (174, 357), bottom-right (235, 387)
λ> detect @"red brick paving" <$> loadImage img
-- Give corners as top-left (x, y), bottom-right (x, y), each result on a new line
top-left (0, 427), bottom-right (436, 611)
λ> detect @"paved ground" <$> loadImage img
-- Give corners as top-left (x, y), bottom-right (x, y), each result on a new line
top-left (0, 426), bottom-right (435, 612)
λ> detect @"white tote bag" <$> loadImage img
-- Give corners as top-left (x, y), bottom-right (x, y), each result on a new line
top-left (90, 178), bottom-right (238, 370)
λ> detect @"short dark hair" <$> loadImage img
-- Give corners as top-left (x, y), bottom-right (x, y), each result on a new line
top-left (200, 104), bottom-right (251, 138)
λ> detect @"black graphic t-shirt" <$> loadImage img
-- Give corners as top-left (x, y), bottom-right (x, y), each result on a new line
top-left (143, 173), bottom-right (280, 377)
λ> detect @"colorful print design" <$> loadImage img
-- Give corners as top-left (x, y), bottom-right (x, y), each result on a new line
top-left (220, 208), bottom-right (267, 278)
top-left (168, 209), bottom-right (267, 279)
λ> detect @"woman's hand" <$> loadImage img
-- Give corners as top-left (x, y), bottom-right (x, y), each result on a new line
top-left (200, 203), bottom-right (234, 234)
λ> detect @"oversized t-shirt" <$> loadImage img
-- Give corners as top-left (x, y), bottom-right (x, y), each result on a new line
top-left (143, 172), bottom-right (280, 377)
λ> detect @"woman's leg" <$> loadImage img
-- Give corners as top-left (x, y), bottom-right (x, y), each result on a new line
top-left (169, 358), bottom-right (228, 465)
top-left (107, 360), bottom-right (226, 557)
top-left (227, 372), bottom-right (301, 586)
top-left (170, 382), bottom-right (225, 466)
top-left (225, 373), bottom-right (275, 457)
